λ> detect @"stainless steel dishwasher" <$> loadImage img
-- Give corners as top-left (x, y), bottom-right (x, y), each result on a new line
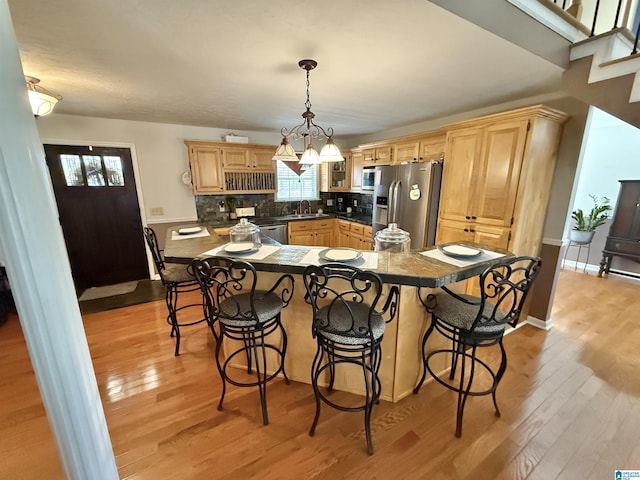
top-left (258, 224), bottom-right (288, 245)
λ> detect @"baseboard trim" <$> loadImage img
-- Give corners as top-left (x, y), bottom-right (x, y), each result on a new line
top-left (526, 315), bottom-right (553, 330)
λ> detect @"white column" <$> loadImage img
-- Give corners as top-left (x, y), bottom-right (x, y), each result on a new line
top-left (0, 2), bottom-right (119, 479)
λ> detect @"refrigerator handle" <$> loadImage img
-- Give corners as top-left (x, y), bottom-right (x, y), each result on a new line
top-left (388, 181), bottom-right (395, 223)
top-left (392, 181), bottom-right (401, 224)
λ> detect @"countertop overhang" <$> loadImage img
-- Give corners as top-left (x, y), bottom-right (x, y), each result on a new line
top-left (163, 226), bottom-right (513, 288)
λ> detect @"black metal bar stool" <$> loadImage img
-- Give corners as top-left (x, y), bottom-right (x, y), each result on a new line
top-left (303, 263), bottom-right (398, 455)
top-left (192, 256), bottom-right (294, 425)
top-left (413, 256), bottom-right (542, 437)
top-left (143, 227), bottom-right (206, 356)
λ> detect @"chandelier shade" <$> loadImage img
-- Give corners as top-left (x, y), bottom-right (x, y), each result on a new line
top-left (273, 59), bottom-right (343, 164)
top-left (25, 76), bottom-right (61, 117)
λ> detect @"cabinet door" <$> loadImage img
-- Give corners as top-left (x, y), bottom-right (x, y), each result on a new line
top-left (338, 231), bottom-right (350, 248)
top-left (190, 146), bottom-right (224, 193)
top-left (363, 148), bottom-right (376, 166)
top-left (222, 148), bottom-right (250, 170)
top-left (439, 128), bottom-right (483, 223)
top-left (329, 157), bottom-right (350, 191)
top-left (250, 148), bottom-right (276, 171)
top-left (349, 233), bottom-right (363, 250)
top-left (375, 146), bottom-right (393, 165)
top-left (473, 120), bottom-right (527, 227)
top-left (315, 229), bottom-right (334, 247)
top-left (289, 231), bottom-right (314, 245)
top-left (394, 141), bottom-right (419, 163)
top-left (351, 150), bottom-right (363, 191)
top-left (419, 134), bottom-right (445, 162)
top-left (472, 224), bottom-right (510, 249)
top-left (435, 218), bottom-right (473, 245)
top-left (363, 226), bottom-right (373, 250)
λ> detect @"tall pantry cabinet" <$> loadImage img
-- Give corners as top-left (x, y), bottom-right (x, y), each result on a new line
top-left (436, 104), bottom-right (569, 258)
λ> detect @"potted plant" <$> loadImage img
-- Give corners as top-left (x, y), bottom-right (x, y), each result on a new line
top-left (570, 194), bottom-right (612, 244)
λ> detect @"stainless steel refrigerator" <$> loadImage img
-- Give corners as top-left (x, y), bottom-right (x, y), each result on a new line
top-left (372, 161), bottom-right (443, 249)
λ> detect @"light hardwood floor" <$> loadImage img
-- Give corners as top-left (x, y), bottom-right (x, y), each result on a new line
top-left (1, 270), bottom-right (640, 479)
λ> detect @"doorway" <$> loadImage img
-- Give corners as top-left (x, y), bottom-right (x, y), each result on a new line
top-left (44, 144), bottom-right (149, 289)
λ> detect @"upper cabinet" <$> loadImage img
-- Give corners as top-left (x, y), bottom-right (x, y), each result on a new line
top-left (363, 145), bottom-right (393, 166)
top-left (185, 142), bottom-right (225, 193)
top-left (394, 141), bottom-right (420, 163)
top-left (185, 140), bottom-right (276, 194)
top-left (436, 104), bottom-right (569, 257)
top-left (419, 132), bottom-right (446, 162)
top-left (350, 149), bottom-right (364, 191)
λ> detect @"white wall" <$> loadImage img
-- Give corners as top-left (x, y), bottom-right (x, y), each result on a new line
top-left (35, 114), bottom-right (281, 223)
top-left (572, 107), bottom-right (640, 212)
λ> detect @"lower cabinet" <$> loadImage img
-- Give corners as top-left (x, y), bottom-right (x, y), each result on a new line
top-left (437, 218), bottom-right (510, 250)
top-left (337, 220), bottom-right (373, 250)
top-left (288, 219), bottom-right (336, 247)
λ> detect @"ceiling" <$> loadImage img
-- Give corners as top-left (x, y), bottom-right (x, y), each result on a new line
top-left (8, 0), bottom-right (565, 139)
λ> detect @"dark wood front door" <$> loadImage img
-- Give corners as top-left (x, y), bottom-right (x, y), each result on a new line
top-left (45, 144), bottom-right (149, 289)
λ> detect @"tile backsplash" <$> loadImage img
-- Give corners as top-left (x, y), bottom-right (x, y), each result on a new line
top-left (195, 192), bottom-right (373, 224)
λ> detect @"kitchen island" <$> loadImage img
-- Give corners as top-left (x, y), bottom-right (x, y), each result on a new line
top-left (164, 226), bottom-right (512, 402)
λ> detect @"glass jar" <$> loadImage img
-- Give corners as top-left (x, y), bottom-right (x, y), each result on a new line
top-left (374, 223), bottom-right (410, 252)
top-left (229, 218), bottom-right (261, 245)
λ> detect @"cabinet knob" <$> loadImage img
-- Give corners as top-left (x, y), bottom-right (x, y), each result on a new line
top-left (464, 228), bottom-right (469, 232)
top-left (465, 216), bottom-right (471, 220)
top-left (470, 229), bottom-right (475, 233)
top-left (471, 216), bottom-right (477, 220)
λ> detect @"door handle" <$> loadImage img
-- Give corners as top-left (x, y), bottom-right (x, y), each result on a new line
top-left (393, 181), bottom-right (401, 223)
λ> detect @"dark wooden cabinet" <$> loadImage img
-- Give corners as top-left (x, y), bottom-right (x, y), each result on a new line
top-left (599, 180), bottom-right (640, 278)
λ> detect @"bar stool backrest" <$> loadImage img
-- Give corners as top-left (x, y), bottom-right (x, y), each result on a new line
top-left (143, 227), bottom-right (166, 274)
top-left (192, 256), bottom-right (259, 324)
top-left (474, 256), bottom-right (542, 332)
top-left (303, 264), bottom-right (387, 342)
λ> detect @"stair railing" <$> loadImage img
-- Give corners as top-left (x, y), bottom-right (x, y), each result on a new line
top-left (547, 0), bottom-right (640, 55)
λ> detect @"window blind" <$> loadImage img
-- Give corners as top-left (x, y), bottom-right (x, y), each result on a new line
top-left (275, 161), bottom-right (319, 201)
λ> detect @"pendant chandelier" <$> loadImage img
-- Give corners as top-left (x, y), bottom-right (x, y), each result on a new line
top-left (272, 59), bottom-right (343, 165)
top-left (25, 76), bottom-right (62, 117)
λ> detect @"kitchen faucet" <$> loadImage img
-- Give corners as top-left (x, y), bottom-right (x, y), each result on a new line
top-left (299, 199), bottom-right (311, 215)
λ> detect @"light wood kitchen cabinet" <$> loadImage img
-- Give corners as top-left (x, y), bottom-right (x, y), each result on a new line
top-left (185, 140), bottom-right (276, 194)
top-left (436, 104), bottom-right (569, 259)
top-left (327, 153), bottom-right (350, 192)
top-left (363, 145), bottom-right (393, 166)
top-left (337, 220), bottom-right (372, 250)
top-left (222, 146), bottom-right (275, 171)
top-left (394, 141), bottom-right (420, 163)
top-left (288, 219), bottom-right (337, 246)
top-left (350, 149), bottom-right (363, 191)
top-left (185, 142), bottom-right (224, 193)
top-left (437, 218), bottom-right (510, 250)
top-left (419, 132), bottom-right (446, 162)
top-left (391, 131), bottom-right (446, 164)
top-left (338, 220), bottom-right (351, 247)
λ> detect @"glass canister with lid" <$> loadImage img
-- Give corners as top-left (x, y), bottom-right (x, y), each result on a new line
top-left (229, 217), bottom-right (261, 245)
top-left (374, 223), bottom-right (410, 252)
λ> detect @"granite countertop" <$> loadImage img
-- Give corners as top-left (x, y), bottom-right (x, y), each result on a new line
top-left (164, 225), bottom-right (512, 288)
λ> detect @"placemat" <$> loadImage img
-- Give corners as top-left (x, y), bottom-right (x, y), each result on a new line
top-left (171, 229), bottom-right (211, 241)
top-left (201, 244), bottom-right (280, 261)
top-left (420, 248), bottom-right (505, 267)
top-left (300, 248), bottom-right (379, 269)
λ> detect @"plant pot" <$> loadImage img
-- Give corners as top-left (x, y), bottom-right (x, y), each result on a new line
top-left (569, 230), bottom-right (595, 244)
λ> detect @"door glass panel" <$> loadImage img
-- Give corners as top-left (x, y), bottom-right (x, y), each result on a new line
top-left (82, 155), bottom-right (105, 186)
top-left (60, 154), bottom-right (84, 186)
top-left (104, 156), bottom-right (125, 186)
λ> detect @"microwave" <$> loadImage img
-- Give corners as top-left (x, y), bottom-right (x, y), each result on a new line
top-left (362, 167), bottom-right (375, 190)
